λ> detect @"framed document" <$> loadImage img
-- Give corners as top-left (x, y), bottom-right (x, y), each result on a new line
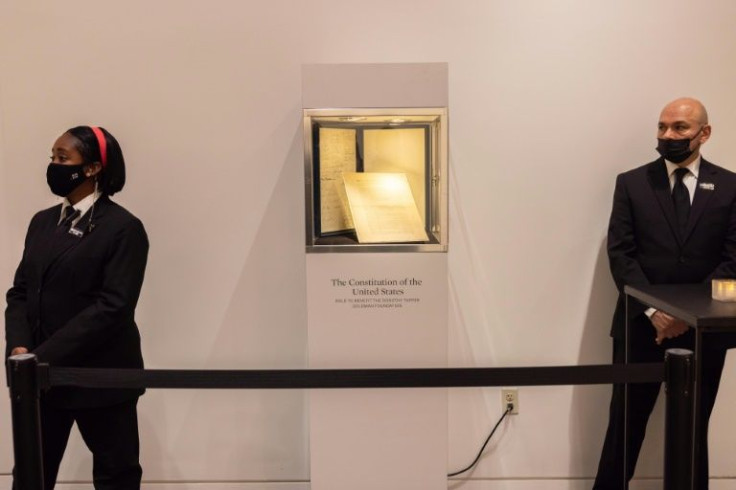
top-left (304, 108), bottom-right (448, 252)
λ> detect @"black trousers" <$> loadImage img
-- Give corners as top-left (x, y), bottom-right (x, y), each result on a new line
top-left (593, 317), bottom-right (726, 490)
top-left (14, 398), bottom-right (142, 490)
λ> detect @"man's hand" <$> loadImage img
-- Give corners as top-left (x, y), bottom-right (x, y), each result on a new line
top-left (650, 311), bottom-right (689, 344)
top-left (10, 347), bottom-right (29, 356)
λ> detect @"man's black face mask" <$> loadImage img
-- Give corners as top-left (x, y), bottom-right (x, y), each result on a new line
top-left (656, 127), bottom-right (704, 164)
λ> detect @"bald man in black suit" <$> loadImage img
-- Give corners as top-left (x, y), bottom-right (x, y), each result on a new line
top-left (593, 98), bottom-right (736, 489)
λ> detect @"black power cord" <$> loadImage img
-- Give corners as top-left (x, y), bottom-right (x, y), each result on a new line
top-left (448, 405), bottom-right (512, 477)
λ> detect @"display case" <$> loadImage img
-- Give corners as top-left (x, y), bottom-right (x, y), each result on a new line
top-left (304, 108), bottom-right (448, 253)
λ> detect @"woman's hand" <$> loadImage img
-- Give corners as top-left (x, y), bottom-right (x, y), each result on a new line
top-left (10, 346), bottom-right (29, 356)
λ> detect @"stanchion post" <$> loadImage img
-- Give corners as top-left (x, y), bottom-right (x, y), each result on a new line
top-left (663, 348), bottom-right (694, 490)
top-left (7, 353), bottom-right (45, 490)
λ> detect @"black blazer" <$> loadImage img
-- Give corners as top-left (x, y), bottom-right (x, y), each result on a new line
top-left (5, 196), bottom-right (148, 408)
top-left (607, 158), bottom-right (736, 338)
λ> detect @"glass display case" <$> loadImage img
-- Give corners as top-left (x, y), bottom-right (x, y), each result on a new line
top-left (304, 108), bottom-right (448, 253)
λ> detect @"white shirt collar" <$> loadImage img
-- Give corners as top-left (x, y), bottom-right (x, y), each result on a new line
top-left (59, 191), bottom-right (100, 225)
top-left (665, 155), bottom-right (701, 180)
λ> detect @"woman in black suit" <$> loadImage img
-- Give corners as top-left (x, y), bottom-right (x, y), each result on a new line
top-left (5, 126), bottom-right (148, 489)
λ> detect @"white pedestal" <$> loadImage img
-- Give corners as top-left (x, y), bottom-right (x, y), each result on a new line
top-left (307, 253), bottom-right (448, 490)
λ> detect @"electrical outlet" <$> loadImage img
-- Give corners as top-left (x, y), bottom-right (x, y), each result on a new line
top-left (501, 388), bottom-right (519, 414)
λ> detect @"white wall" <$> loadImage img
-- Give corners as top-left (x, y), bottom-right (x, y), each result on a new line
top-left (2, 0), bottom-right (736, 488)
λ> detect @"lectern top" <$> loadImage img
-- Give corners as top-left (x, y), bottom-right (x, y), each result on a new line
top-left (625, 283), bottom-right (736, 329)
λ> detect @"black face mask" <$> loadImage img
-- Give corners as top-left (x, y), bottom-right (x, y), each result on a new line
top-left (46, 163), bottom-right (87, 197)
top-left (656, 127), bottom-right (703, 164)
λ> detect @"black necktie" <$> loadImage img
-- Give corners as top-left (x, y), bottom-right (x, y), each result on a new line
top-left (672, 167), bottom-right (690, 233)
top-left (59, 207), bottom-right (80, 228)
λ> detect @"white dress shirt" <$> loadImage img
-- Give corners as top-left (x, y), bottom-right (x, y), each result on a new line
top-left (59, 190), bottom-right (100, 227)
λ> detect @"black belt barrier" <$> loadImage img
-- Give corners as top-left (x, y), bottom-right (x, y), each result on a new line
top-left (48, 363), bottom-right (664, 390)
top-left (7, 350), bottom-right (695, 490)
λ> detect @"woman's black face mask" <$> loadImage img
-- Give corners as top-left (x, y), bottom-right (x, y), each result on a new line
top-left (46, 162), bottom-right (87, 197)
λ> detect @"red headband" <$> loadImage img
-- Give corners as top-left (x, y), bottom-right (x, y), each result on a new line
top-left (90, 126), bottom-right (108, 168)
